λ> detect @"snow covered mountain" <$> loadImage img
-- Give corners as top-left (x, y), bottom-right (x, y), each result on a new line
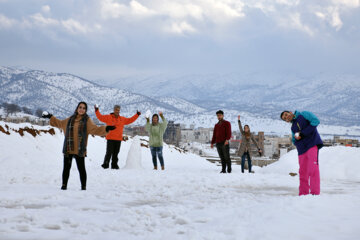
top-left (1, 66), bottom-right (360, 136)
top-left (105, 73), bottom-right (360, 126)
top-left (0, 66), bottom-right (204, 119)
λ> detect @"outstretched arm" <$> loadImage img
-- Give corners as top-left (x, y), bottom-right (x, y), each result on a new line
top-left (87, 118), bottom-right (107, 136)
top-left (159, 114), bottom-right (168, 131)
top-left (95, 108), bottom-right (109, 123)
top-left (49, 116), bottom-right (69, 132)
top-left (238, 118), bottom-right (244, 134)
top-left (124, 113), bottom-right (140, 125)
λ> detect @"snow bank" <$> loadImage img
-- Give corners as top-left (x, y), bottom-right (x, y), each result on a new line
top-left (1, 121), bottom-right (360, 240)
top-left (261, 146), bottom-right (360, 181)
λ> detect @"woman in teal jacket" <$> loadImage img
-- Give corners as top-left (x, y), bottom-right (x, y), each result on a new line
top-left (145, 112), bottom-right (168, 170)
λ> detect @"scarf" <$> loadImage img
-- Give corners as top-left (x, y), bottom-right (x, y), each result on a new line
top-left (63, 114), bottom-right (88, 157)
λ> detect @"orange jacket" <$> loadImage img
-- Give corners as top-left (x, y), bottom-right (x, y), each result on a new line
top-left (95, 110), bottom-right (139, 141)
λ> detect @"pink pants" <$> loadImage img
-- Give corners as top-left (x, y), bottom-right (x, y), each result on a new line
top-left (298, 145), bottom-right (320, 196)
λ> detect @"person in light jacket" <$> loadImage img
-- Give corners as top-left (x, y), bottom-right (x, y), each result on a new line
top-left (42, 102), bottom-right (116, 190)
top-left (237, 115), bottom-right (262, 173)
top-left (145, 112), bottom-right (168, 170)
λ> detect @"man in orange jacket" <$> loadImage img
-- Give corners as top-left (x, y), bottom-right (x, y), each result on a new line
top-left (95, 104), bottom-right (141, 169)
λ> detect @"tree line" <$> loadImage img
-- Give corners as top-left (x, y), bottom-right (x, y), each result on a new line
top-left (1, 102), bottom-right (43, 117)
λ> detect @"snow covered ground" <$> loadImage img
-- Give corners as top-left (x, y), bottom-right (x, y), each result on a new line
top-left (0, 121), bottom-right (360, 240)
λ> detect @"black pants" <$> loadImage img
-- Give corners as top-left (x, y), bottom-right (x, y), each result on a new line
top-left (241, 152), bottom-right (252, 173)
top-left (103, 140), bottom-right (121, 167)
top-left (63, 155), bottom-right (86, 188)
top-left (216, 142), bottom-right (232, 172)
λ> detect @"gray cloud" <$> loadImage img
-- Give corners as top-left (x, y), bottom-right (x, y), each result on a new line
top-left (0, 0), bottom-right (359, 80)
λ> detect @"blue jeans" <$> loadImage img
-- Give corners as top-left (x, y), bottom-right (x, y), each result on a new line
top-left (241, 152), bottom-right (252, 173)
top-left (150, 147), bottom-right (164, 167)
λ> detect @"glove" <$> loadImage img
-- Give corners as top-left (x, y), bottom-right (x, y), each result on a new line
top-left (94, 104), bottom-right (99, 112)
top-left (106, 126), bottom-right (116, 132)
top-left (137, 110), bottom-right (141, 116)
top-left (42, 111), bottom-right (53, 119)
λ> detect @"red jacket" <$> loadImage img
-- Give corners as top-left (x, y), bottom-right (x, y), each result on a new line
top-left (95, 110), bottom-right (139, 141)
top-left (211, 120), bottom-right (232, 144)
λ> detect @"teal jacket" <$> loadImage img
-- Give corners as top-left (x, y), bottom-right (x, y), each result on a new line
top-left (145, 116), bottom-right (168, 147)
top-left (291, 110), bottom-right (323, 155)
top-left (291, 111), bottom-right (320, 144)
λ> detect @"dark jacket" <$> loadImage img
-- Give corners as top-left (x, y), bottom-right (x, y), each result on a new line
top-left (291, 110), bottom-right (323, 155)
top-left (211, 120), bottom-right (232, 144)
top-left (237, 120), bottom-right (260, 158)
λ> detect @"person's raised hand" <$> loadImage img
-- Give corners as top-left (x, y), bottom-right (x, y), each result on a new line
top-left (238, 115), bottom-right (240, 120)
top-left (136, 110), bottom-right (141, 116)
top-left (94, 104), bottom-right (99, 112)
top-left (42, 111), bottom-right (53, 119)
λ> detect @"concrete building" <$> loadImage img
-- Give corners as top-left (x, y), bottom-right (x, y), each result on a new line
top-left (164, 121), bottom-right (181, 146)
top-left (181, 127), bottom-right (213, 144)
top-left (263, 135), bottom-right (294, 159)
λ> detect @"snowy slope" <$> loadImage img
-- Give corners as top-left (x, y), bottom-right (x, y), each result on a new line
top-left (108, 72), bottom-right (360, 126)
top-left (1, 122), bottom-right (360, 239)
top-left (1, 66), bottom-right (360, 136)
top-left (0, 66), bottom-right (204, 120)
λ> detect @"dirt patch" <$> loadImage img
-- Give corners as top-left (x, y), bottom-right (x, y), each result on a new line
top-left (0, 125), bottom-right (56, 137)
top-left (0, 125), bottom-right (10, 135)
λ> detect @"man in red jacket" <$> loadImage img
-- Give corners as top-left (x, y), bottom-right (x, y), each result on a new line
top-left (211, 110), bottom-right (232, 173)
top-left (95, 104), bottom-right (141, 169)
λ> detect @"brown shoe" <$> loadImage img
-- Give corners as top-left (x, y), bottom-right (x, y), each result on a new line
top-left (153, 166), bottom-right (158, 170)
top-left (161, 166), bottom-right (165, 170)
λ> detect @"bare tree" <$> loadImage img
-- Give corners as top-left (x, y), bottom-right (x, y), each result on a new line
top-left (22, 107), bottom-right (33, 115)
top-left (35, 108), bottom-right (43, 118)
top-left (4, 103), bottom-right (21, 115)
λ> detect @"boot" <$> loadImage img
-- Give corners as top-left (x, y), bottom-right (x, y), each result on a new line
top-left (154, 166), bottom-right (158, 170)
top-left (101, 162), bottom-right (109, 169)
top-left (161, 166), bottom-right (165, 170)
top-left (111, 164), bottom-right (120, 170)
top-left (111, 160), bottom-right (119, 169)
top-left (81, 186), bottom-right (86, 190)
top-left (61, 184), bottom-right (67, 190)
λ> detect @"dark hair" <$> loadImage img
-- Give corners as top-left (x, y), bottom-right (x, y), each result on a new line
top-left (280, 111), bottom-right (290, 119)
top-left (74, 101), bottom-right (88, 115)
top-left (244, 124), bottom-right (251, 138)
top-left (152, 114), bottom-right (159, 120)
top-left (216, 110), bottom-right (224, 115)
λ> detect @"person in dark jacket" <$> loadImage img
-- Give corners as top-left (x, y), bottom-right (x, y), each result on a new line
top-left (237, 115), bottom-right (262, 173)
top-left (211, 110), bottom-right (232, 173)
top-left (42, 102), bottom-right (116, 190)
top-left (281, 110), bottom-right (323, 196)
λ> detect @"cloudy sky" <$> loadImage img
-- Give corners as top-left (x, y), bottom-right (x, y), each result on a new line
top-left (0, 0), bottom-right (359, 80)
